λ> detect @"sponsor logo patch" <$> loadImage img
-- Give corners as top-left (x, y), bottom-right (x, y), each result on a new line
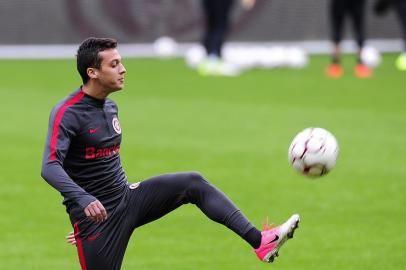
top-left (85, 145), bottom-right (120, 159)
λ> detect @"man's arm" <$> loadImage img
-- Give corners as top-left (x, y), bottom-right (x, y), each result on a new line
top-left (41, 161), bottom-right (96, 208)
top-left (41, 105), bottom-right (107, 223)
top-left (373, 0), bottom-right (394, 15)
top-left (241, 0), bottom-right (256, 10)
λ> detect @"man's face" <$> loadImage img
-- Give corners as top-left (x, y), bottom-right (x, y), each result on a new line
top-left (96, 48), bottom-right (126, 91)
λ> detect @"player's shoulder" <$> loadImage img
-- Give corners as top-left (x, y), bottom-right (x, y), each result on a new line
top-left (105, 98), bottom-right (117, 106)
top-left (49, 88), bottom-right (85, 121)
top-left (51, 89), bottom-right (84, 110)
top-left (105, 98), bottom-right (119, 111)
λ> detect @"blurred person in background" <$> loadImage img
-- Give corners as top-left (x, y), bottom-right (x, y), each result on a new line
top-left (374, 0), bottom-right (406, 70)
top-left (198, 0), bottom-right (256, 76)
top-left (326, 0), bottom-right (373, 78)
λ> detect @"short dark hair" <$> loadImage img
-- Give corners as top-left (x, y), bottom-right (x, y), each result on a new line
top-left (76, 37), bottom-right (118, 84)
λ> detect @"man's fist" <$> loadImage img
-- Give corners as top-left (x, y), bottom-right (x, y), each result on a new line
top-left (84, 200), bottom-right (107, 223)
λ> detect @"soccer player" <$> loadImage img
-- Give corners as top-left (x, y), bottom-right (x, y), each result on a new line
top-left (41, 37), bottom-right (299, 270)
top-left (326, 0), bottom-right (373, 78)
top-left (374, 0), bottom-right (406, 70)
top-left (198, 0), bottom-right (255, 76)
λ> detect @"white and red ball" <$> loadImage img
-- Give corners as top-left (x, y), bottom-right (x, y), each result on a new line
top-left (288, 127), bottom-right (339, 177)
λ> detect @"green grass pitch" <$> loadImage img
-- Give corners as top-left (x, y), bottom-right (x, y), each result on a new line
top-left (0, 54), bottom-right (405, 270)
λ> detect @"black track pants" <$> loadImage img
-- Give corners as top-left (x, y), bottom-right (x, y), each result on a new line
top-left (73, 172), bottom-right (255, 270)
top-left (202, 0), bottom-right (234, 57)
top-left (330, 0), bottom-right (366, 48)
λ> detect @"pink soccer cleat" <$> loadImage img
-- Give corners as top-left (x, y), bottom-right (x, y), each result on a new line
top-left (254, 214), bottom-right (300, 263)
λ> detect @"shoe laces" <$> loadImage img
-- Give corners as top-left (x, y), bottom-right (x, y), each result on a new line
top-left (262, 216), bottom-right (276, 231)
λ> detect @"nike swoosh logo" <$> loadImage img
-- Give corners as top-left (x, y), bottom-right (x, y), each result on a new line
top-left (89, 127), bottom-right (100, 134)
top-left (266, 235), bottom-right (279, 245)
top-left (87, 232), bottom-right (101, 241)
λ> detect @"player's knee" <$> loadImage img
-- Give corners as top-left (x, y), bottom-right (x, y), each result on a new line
top-left (188, 171), bottom-right (204, 179)
top-left (184, 171), bottom-right (211, 201)
top-left (185, 171), bottom-right (207, 186)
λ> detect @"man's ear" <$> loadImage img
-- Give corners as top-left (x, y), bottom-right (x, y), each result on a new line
top-left (87, 67), bottom-right (98, 79)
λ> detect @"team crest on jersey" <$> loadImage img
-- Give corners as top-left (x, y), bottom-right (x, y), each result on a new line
top-left (112, 117), bottom-right (121, 134)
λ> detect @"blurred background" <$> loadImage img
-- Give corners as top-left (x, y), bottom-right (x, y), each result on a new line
top-left (0, 0), bottom-right (403, 53)
top-left (0, 1), bottom-right (405, 270)
top-left (0, 0), bottom-right (401, 42)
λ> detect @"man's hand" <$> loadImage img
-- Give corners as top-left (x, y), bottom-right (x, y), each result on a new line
top-left (373, 0), bottom-right (392, 15)
top-left (66, 231), bottom-right (76, 245)
top-left (241, 0), bottom-right (256, 10)
top-left (84, 200), bottom-right (107, 223)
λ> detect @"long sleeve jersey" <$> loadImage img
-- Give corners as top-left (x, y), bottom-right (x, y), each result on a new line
top-left (41, 87), bottom-right (127, 215)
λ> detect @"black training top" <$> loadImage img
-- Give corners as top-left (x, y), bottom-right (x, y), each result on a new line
top-left (41, 87), bottom-right (127, 216)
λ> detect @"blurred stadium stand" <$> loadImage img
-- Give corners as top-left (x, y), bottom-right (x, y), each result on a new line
top-left (0, 0), bottom-right (402, 58)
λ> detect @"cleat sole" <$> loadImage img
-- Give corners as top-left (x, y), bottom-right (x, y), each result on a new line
top-left (287, 218), bottom-right (300, 239)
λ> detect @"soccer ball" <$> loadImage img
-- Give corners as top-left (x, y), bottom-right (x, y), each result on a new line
top-left (153, 36), bottom-right (178, 59)
top-left (288, 127), bottom-right (339, 177)
top-left (361, 46), bottom-right (381, 68)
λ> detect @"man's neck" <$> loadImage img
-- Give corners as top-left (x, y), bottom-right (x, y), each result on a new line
top-left (82, 82), bottom-right (109, 100)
